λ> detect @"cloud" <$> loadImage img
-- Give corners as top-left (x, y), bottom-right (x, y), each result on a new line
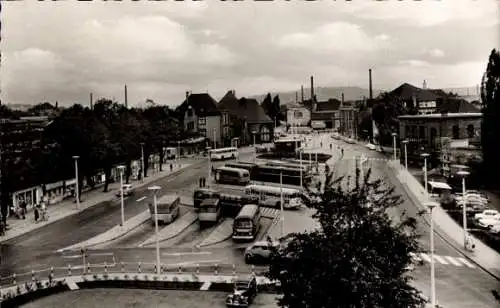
top-left (278, 22), bottom-right (391, 53)
top-left (426, 49), bottom-right (446, 58)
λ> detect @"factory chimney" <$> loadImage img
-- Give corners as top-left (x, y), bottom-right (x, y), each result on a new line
top-left (124, 85), bottom-right (128, 108)
top-left (369, 69), bottom-right (373, 100)
top-left (310, 76), bottom-right (314, 101)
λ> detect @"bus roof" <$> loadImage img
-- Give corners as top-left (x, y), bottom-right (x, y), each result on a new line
top-left (200, 198), bottom-right (219, 207)
top-left (157, 194), bottom-right (180, 204)
top-left (258, 165), bottom-right (304, 172)
top-left (228, 161), bottom-right (258, 166)
top-left (215, 166), bottom-right (249, 173)
top-left (210, 147), bottom-right (237, 153)
top-left (194, 188), bottom-right (219, 195)
top-left (236, 204), bottom-right (260, 219)
top-left (245, 184), bottom-right (301, 194)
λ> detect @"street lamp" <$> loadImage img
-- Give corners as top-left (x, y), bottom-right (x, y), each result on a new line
top-left (402, 140), bottom-right (409, 169)
top-left (72, 156), bottom-right (80, 210)
top-left (252, 130), bottom-right (257, 162)
top-left (425, 201), bottom-right (439, 308)
top-left (148, 185), bottom-right (161, 275)
top-left (117, 165), bottom-right (125, 227)
top-left (392, 132), bottom-right (397, 161)
top-left (177, 140), bottom-right (180, 168)
top-left (140, 142), bottom-right (145, 181)
top-left (280, 172), bottom-right (285, 238)
top-left (299, 148), bottom-right (303, 189)
top-left (421, 153), bottom-right (430, 195)
top-left (457, 170), bottom-right (470, 250)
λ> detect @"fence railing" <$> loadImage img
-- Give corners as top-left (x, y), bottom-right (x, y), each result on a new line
top-left (0, 262), bottom-right (268, 288)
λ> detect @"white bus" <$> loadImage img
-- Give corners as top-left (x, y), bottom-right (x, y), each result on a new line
top-left (198, 198), bottom-right (221, 225)
top-left (209, 147), bottom-right (239, 161)
top-left (244, 184), bottom-right (304, 209)
top-left (215, 166), bottom-right (250, 185)
top-left (232, 204), bottom-right (261, 241)
top-left (148, 194), bottom-right (180, 225)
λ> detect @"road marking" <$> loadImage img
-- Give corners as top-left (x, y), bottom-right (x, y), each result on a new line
top-left (162, 251), bottom-right (212, 257)
top-left (419, 253), bottom-right (432, 263)
top-left (433, 255), bottom-right (449, 265)
top-left (89, 252), bottom-right (115, 257)
top-left (62, 255), bottom-right (81, 259)
top-left (443, 256), bottom-right (462, 266)
top-left (136, 196), bottom-right (147, 202)
top-left (200, 281), bottom-right (211, 291)
top-left (457, 257), bottom-right (476, 268)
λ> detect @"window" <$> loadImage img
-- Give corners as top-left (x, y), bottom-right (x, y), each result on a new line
top-left (419, 126), bottom-right (426, 139)
top-left (223, 113), bottom-right (229, 125)
top-left (467, 124), bottom-right (475, 138)
top-left (198, 117), bottom-right (206, 125)
top-left (430, 127), bottom-right (437, 144)
top-left (452, 125), bottom-right (460, 139)
top-left (405, 125), bottom-right (411, 138)
top-left (294, 110), bottom-right (303, 119)
top-left (261, 126), bottom-right (270, 142)
top-left (187, 108), bottom-right (193, 117)
top-left (199, 129), bottom-right (207, 136)
top-left (187, 122), bottom-right (195, 131)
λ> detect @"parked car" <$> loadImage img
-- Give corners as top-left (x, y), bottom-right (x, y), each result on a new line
top-left (244, 240), bottom-right (280, 264)
top-left (116, 184), bottom-right (135, 197)
top-left (474, 209), bottom-right (500, 221)
top-left (226, 275), bottom-right (258, 307)
top-left (365, 143), bottom-right (376, 150)
top-left (477, 217), bottom-right (500, 229)
top-left (489, 224), bottom-right (500, 235)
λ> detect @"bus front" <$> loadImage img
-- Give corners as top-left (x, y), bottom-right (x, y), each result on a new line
top-left (232, 216), bottom-right (254, 240)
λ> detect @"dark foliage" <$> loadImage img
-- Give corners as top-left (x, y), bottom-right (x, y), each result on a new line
top-left (267, 167), bottom-right (426, 308)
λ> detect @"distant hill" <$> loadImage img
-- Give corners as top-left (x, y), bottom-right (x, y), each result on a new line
top-left (249, 86), bottom-right (382, 105)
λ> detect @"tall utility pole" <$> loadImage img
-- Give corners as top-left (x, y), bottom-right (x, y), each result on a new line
top-left (124, 85), bottom-right (128, 108)
top-left (369, 68), bottom-right (373, 100)
top-left (90, 93), bottom-right (93, 110)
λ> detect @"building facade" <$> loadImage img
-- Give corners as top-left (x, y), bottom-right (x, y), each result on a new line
top-left (176, 93), bottom-right (222, 148)
top-left (286, 104), bottom-right (311, 127)
top-left (339, 106), bottom-right (359, 138)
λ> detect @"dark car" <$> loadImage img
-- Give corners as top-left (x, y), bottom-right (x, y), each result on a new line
top-left (226, 275), bottom-right (258, 307)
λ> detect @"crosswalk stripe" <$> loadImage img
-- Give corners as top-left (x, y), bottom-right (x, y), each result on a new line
top-left (444, 256), bottom-right (462, 266)
top-left (419, 253), bottom-right (432, 263)
top-left (457, 257), bottom-right (476, 268)
top-left (433, 255), bottom-right (449, 265)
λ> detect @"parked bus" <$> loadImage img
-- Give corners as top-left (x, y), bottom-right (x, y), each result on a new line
top-left (232, 204), bottom-right (261, 241)
top-left (214, 166), bottom-right (251, 185)
top-left (193, 188), bottom-right (220, 211)
top-left (252, 165), bottom-right (310, 186)
top-left (264, 160), bottom-right (310, 173)
top-left (148, 194), bottom-right (180, 225)
top-left (225, 162), bottom-right (259, 174)
top-left (209, 147), bottom-right (239, 161)
top-left (198, 198), bottom-right (221, 225)
top-left (244, 184), bottom-right (304, 209)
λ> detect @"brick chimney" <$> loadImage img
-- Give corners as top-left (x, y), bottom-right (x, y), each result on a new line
top-left (301, 85), bottom-right (304, 103)
top-left (369, 69), bottom-right (373, 100)
top-left (310, 76), bottom-right (314, 101)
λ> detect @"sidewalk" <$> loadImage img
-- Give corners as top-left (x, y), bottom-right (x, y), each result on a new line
top-left (389, 161), bottom-right (500, 279)
top-left (1, 161), bottom-right (193, 243)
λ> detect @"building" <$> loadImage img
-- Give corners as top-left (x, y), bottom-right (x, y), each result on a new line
top-left (218, 90), bottom-right (274, 146)
top-left (286, 103), bottom-right (311, 127)
top-left (310, 99), bottom-right (341, 129)
top-left (398, 112), bottom-right (482, 168)
top-left (175, 93), bottom-right (222, 148)
top-left (390, 83), bottom-right (443, 115)
top-left (0, 116), bottom-right (52, 214)
top-left (339, 103), bottom-right (359, 138)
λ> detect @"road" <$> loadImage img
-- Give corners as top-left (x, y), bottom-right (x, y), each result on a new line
top-left (334, 139), bottom-right (500, 307)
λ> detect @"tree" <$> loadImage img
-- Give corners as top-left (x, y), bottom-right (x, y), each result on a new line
top-left (481, 49), bottom-right (500, 188)
top-left (272, 94), bottom-right (283, 124)
top-left (267, 167), bottom-right (426, 308)
top-left (261, 93), bottom-right (273, 117)
top-left (371, 92), bottom-right (408, 146)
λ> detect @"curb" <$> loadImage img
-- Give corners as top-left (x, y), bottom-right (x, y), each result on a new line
top-left (139, 213), bottom-right (198, 247)
top-left (386, 163), bottom-right (500, 282)
top-left (197, 219), bottom-right (234, 248)
top-left (1, 164), bottom-right (192, 244)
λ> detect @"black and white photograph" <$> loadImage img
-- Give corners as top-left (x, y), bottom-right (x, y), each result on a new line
top-left (0, 0), bottom-right (499, 307)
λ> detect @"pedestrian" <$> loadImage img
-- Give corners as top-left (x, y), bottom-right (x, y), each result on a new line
top-left (199, 177), bottom-right (203, 188)
top-left (34, 205), bottom-right (39, 222)
top-left (341, 148), bottom-right (344, 156)
top-left (170, 163), bottom-right (173, 172)
top-left (329, 143), bottom-right (332, 150)
top-left (202, 177), bottom-right (206, 187)
top-left (20, 201), bottom-right (27, 219)
top-left (320, 141), bottom-right (323, 148)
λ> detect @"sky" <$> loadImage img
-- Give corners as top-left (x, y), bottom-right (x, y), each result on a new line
top-left (1, 0), bottom-right (499, 107)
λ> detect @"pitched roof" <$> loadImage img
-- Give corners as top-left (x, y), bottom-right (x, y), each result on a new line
top-left (315, 99), bottom-right (341, 111)
top-left (176, 93), bottom-right (221, 116)
top-left (217, 91), bottom-right (272, 124)
top-left (438, 98), bottom-right (480, 113)
top-left (390, 83), bottom-right (441, 102)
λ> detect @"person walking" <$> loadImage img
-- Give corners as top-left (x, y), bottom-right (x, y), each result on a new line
top-left (20, 200), bottom-right (27, 220)
top-left (34, 205), bottom-right (40, 222)
top-left (199, 177), bottom-right (203, 188)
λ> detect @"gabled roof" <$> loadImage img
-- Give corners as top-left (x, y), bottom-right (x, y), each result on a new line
top-left (438, 99), bottom-right (480, 113)
top-left (315, 99), bottom-right (341, 111)
top-left (218, 91), bottom-right (272, 124)
top-left (176, 93), bottom-right (221, 117)
top-left (390, 83), bottom-right (440, 102)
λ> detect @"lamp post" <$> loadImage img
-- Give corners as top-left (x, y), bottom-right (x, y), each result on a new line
top-left (421, 153), bottom-right (430, 195)
top-left (457, 170), bottom-right (470, 250)
top-left (72, 156), bottom-right (80, 210)
top-left (392, 132), bottom-right (397, 161)
top-left (299, 148), bottom-right (303, 189)
top-left (140, 142), bottom-right (145, 181)
top-left (425, 201), bottom-right (439, 308)
top-left (177, 140), bottom-right (180, 168)
top-left (117, 165), bottom-right (125, 226)
top-left (252, 130), bottom-right (257, 162)
top-left (208, 151), bottom-right (212, 188)
top-left (402, 140), bottom-right (409, 169)
top-left (280, 172), bottom-right (285, 238)
top-left (148, 185), bottom-right (161, 275)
